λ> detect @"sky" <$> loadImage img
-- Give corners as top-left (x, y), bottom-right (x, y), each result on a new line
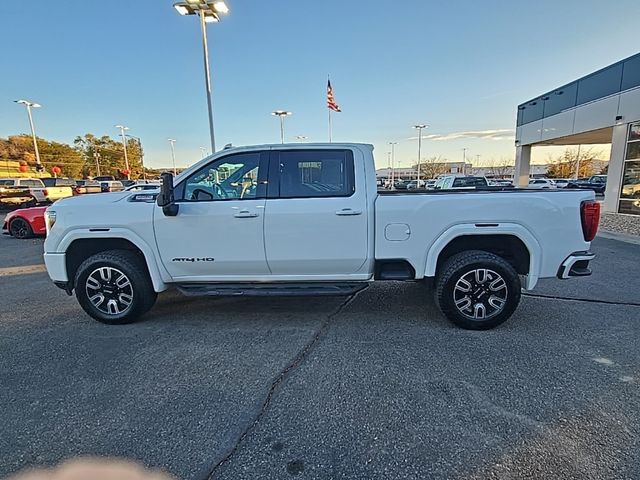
top-left (0, 0), bottom-right (638, 170)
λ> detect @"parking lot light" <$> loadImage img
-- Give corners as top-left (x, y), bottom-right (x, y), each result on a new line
top-left (173, 1), bottom-right (230, 153)
top-left (272, 110), bottom-right (292, 144)
top-left (413, 124), bottom-right (428, 183)
top-left (115, 125), bottom-right (131, 180)
top-left (168, 139), bottom-right (178, 176)
top-left (14, 99), bottom-right (44, 173)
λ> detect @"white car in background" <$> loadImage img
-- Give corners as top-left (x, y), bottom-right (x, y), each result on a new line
top-left (528, 178), bottom-right (557, 189)
top-left (553, 179), bottom-right (571, 188)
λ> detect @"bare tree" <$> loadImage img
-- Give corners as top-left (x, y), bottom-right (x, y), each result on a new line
top-left (415, 155), bottom-right (450, 180)
top-left (546, 147), bottom-right (603, 179)
top-left (486, 157), bottom-right (514, 178)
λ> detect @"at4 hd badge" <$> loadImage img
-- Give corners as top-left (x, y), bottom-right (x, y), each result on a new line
top-left (171, 257), bottom-right (215, 262)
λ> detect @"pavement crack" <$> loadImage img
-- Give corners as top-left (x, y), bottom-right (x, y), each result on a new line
top-left (522, 292), bottom-right (640, 307)
top-left (203, 289), bottom-right (364, 480)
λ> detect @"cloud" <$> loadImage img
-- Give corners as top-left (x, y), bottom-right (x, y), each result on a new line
top-left (409, 129), bottom-right (515, 142)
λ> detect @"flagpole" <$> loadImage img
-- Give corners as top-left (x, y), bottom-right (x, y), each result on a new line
top-left (328, 108), bottom-right (332, 143)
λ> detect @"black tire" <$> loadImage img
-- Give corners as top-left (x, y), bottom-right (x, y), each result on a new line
top-left (9, 218), bottom-right (33, 239)
top-left (435, 250), bottom-right (521, 330)
top-left (74, 249), bottom-right (157, 325)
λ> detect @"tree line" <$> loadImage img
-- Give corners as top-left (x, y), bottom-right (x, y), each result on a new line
top-left (0, 134), bottom-right (148, 179)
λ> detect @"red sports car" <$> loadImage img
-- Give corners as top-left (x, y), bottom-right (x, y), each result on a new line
top-left (2, 206), bottom-right (47, 239)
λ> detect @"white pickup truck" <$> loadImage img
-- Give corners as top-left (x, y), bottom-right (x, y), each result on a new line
top-left (43, 143), bottom-right (600, 330)
top-left (0, 177), bottom-right (73, 204)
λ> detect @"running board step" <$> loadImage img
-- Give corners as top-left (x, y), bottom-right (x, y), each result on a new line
top-left (176, 282), bottom-right (368, 297)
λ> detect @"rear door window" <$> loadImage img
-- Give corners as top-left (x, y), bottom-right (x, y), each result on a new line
top-left (272, 150), bottom-right (355, 198)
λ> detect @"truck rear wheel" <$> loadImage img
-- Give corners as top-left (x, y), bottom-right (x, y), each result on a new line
top-left (435, 250), bottom-right (521, 330)
top-left (74, 250), bottom-right (157, 325)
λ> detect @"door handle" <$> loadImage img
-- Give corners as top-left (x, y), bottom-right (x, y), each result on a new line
top-left (234, 210), bottom-right (259, 218)
top-left (335, 208), bottom-right (362, 216)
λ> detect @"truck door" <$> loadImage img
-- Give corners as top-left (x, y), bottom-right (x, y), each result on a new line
top-left (153, 150), bottom-right (270, 281)
top-left (263, 148), bottom-right (369, 276)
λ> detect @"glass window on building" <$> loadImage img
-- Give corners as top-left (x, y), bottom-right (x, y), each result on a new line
top-left (542, 82), bottom-right (578, 117)
top-left (621, 55), bottom-right (640, 91)
top-left (521, 99), bottom-right (544, 124)
top-left (620, 123), bottom-right (640, 215)
top-left (576, 63), bottom-right (623, 105)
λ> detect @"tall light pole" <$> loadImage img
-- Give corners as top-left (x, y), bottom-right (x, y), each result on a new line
top-left (388, 141), bottom-right (398, 187)
top-left (462, 147), bottom-right (468, 175)
top-left (93, 150), bottom-right (102, 177)
top-left (199, 146), bottom-right (208, 158)
top-left (272, 110), bottom-right (292, 144)
top-left (14, 99), bottom-right (44, 173)
top-left (126, 134), bottom-right (147, 180)
top-left (115, 125), bottom-right (131, 180)
top-left (574, 144), bottom-right (582, 179)
top-left (168, 139), bottom-right (177, 176)
top-left (413, 124), bottom-right (428, 182)
top-left (174, 1), bottom-right (229, 154)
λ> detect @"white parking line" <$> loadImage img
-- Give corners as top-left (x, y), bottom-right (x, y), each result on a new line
top-left (0, 264), bottom-right (47, 277)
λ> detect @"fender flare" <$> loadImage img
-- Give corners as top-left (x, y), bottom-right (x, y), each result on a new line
top-left (58, 228), bottom-right (171, 292)
top-left (423, 223), bottom-right (542, 290)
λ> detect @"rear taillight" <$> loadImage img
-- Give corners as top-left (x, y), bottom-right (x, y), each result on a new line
top-left (580, 201), bottom-right (600, 242)
top-left (107, 187), bottom-right (112, 192)
top-left (43, 188), bottom-right (49, 197)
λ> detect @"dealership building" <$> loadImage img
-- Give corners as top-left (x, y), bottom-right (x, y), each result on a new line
top-left (514, 52), bottom-right (640, 216)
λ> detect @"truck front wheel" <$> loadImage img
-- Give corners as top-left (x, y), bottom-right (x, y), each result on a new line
top-left (435, 250), bottom-right (521, 330)
top-left (74, 250), bottom-right (157, 325)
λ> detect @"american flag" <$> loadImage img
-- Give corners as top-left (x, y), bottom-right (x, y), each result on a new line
top-left (327, 79), bottom-right (341, 112)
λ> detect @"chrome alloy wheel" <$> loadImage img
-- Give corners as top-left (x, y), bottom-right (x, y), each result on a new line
top-left (85, 267), bottom-right (134, 315)
top-left (453, 268), bottom-right (508, 320)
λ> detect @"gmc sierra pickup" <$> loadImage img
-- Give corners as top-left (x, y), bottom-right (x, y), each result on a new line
top-left (43, 143), bottom-right (600, 330)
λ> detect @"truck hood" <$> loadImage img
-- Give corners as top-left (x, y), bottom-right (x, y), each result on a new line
top-left (52, 191), bottom-right (134, 208)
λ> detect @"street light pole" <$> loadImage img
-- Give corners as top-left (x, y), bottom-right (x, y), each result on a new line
top-left (199, 146), bottom-right (207, 158)
top-left (93, 151), bottom-right (102, 176)
top-left (174, 1), bottom-right (229, 153)
top-left (14, 100), bottom-right (43, 172)
top-left (388, 141), bottom-right (398, 187)
top-left (413, 124), bottom-right (428, 183)
top-left (575, 144), bottom-right (582, 179)
top-left (126, 134), bottom-right (147, 180)
top-left (168, 139), bottom-right (177, 176)
top-left (462, 147), bottom-right (468, 174)
top-left (272, 110), bottom-right (292, 144)
top-left (115, 125), bottom-right (131, 180)
top-left (199, 10), bottom-right (216, 153)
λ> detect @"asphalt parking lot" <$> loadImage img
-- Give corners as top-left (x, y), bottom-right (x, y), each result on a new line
top-left (0, 229), bottom-right (638, 480)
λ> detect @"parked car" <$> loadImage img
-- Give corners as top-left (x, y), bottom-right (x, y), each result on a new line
top-left (2, 206), bottom-right (47, 239)
top-left (424, 179), bottom-right (437, 189)
top-left (73, 179), bottom-right (102, 195)
top-left (44, 143), bottom-right (598, 331)
top-left (434, 175), bottom-right (490, 190)
top-left (125, 182), bottom-right (161, 192)
top-left (406, 180), bottom-right (427, 190)
top-left (0, 179), bottom-right (32, 206)
top-left (552, 179), bottom-right (571, 188)
top-left (94, 176), bottom-right (116, 182)
top-left (0, 177), bottom-right (72, 204)
top-left (42, 177), bottom-right (76, 189)
top-left (567, 175), bottom-right (607, 194)
top-left (527, 178), bottom-right (557, 189)
top-left (100, 180), bottom-right (125, 193)
top-left (394, 180), bottom-right (411, 190)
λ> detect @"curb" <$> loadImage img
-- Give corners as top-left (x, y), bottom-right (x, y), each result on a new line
top-left (597, 230), bottom-right (640, 245)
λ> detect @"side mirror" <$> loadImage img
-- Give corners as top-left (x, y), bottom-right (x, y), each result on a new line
top-left (157, 172), bottom-right (179, 216)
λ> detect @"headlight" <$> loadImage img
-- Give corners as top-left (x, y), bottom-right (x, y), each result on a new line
top-left (45, 210), bottom-right (57, 234)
